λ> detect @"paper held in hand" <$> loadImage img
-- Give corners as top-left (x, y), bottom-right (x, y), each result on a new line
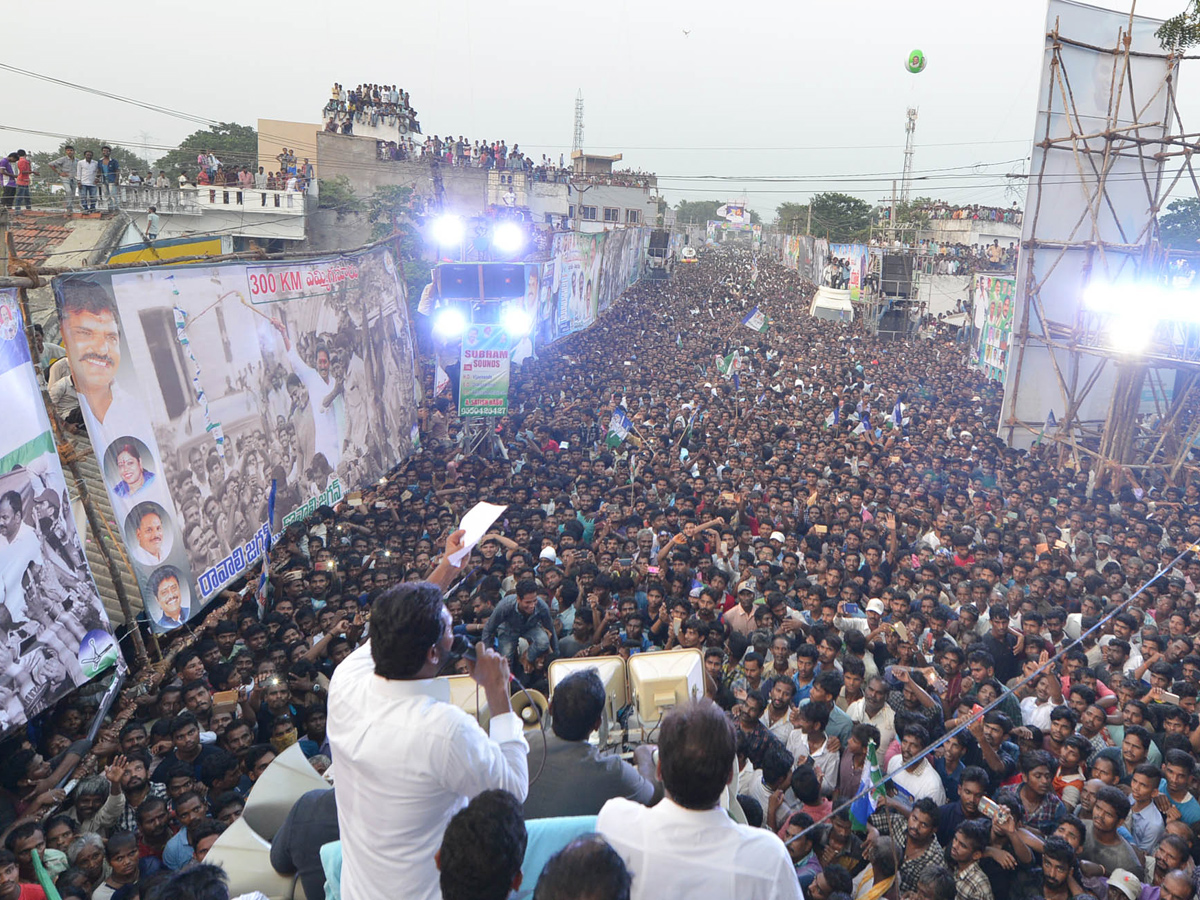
top-left (448, 501), bottom-right (509, 567)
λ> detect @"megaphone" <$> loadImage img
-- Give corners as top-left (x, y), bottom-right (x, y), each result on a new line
top-left (204, 815), bottom-right (301, 900)
top-left (241, 742), bottom-right (331, 842)
top-left (512, 688), bottom-right (548, 732)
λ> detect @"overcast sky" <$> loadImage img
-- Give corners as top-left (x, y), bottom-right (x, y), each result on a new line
top-left (2, 0), bottom-right (1196, 219)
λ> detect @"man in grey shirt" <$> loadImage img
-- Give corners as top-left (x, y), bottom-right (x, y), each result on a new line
top-left (50, 146), bottom-right (78, 213)
top-left (523, 668), bottom-right (659, 819)
top-left (270, 787), bottom-right (339, 900)
top-left (482, 578), bottom-right (559, 667)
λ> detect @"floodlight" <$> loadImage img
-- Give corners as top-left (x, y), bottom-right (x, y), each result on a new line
top-left (1109, 315), bottom-right (1154, 356)
top-left (628, 648), bottom-right (705, 730)
top-left (432, 214), bottom-right (465, 246)
top-left (549, 655), bottom-right (627, 747)
top-left (502, 305), bottom-right (533, 338)
top-left (493, 221), bottom-right (525, 254)
top-left (433, 306), bottom-right (467, 339)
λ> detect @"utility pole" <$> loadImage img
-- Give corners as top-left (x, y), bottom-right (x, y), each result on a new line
top-left (806, 204), bottom-right (812, 236)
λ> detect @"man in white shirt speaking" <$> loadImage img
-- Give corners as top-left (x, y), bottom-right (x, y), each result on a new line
top-left (597, 700), bottom-right (803, 900)
top-left (328, 529), bottom-right (529, 900)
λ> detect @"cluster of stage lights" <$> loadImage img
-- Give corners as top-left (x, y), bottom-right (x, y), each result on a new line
top-left (430, 214), bottom-right (531, 341)
top-left (432, 305), bottom-right (533, 340)
top-left (430, 215), bottom-right (526, 256)
top-left (1083, 281), bottom-right (1199, 355)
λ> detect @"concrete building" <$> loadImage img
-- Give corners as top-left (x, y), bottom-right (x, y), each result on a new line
top-left (919, 216), bottom-right (1021, 249)
top-left (314, 131), bottom-right (658, 233)
top-left (112, 183), bottom-right (309, 248)
top-left (257, 119), bottom-right (322, 177)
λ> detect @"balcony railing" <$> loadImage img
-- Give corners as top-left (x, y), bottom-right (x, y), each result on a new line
top-left (113, 186), bottom-right (307, 216)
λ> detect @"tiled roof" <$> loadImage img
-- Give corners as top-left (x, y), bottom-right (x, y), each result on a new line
top-left (8, 210), bottom-right (110, 265)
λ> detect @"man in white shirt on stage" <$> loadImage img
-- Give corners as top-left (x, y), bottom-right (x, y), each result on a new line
top-left (328, 529), bottom-right (529, 900)
top-left (597, 700), bottom-right (803, 900)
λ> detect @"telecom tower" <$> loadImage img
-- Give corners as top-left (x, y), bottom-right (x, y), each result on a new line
top-left (900, 107), bottom-right (918, 203)
top-left (572, 90), bottom-right (584, 153)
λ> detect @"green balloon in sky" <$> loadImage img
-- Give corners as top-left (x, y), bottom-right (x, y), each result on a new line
top-left (906, 50), bottom-right (927, 74)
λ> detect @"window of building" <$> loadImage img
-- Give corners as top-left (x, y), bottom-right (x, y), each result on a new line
top-left (582, 205), bottom-right (598, 220)
top-left (568, 205), bottom-right (575, 218)
top-left (603, 207), bottom-right (620, 223)
top-left (625, 209), bottom-right (641, 224)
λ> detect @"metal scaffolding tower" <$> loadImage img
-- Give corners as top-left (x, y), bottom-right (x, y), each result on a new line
top-left (1001, 2), bottom-right (1200, 488)
top-left (900, 108), bottom-right (918, 203)
top-left (572, 91), bottom-right (585, 153)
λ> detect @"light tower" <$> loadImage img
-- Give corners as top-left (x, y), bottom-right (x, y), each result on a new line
top-left (572, 90), bottom-right (584, 153)
top-left (900, 107), bottom-right (918, 203)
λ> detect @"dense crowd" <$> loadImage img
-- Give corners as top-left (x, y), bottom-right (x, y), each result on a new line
top-left (914, 240), bottom-right (1019, 275)
top-left (372, 134), bottom-right (656, 189)
top-left (881, 203), bottom-right (1024, 226)
top-left (868, 237), bottom-right (1019, 275)
top-left (323, 83), bottom-right (421, 136)
top-left (5, 246), bottom-right (1200, 900)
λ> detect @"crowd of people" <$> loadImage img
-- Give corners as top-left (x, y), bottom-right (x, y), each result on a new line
top-left (914, 239), bottom-right (1019, 275)
top-left (323, 83), bottom-right (421, 136)
top-left (880, 203), bottom-right (1024, 226)
top-left (11, 143), bottom-right (310, 218)
top-left (369, 133), bottom-right (658, 195)
top-left (5, 246), bottom-right (1200, 900)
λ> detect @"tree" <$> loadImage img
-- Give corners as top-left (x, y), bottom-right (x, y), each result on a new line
top-left (775, 201), bottom-right (809, 232)
top-left (1159, 2), bottom-right (1200, 48)
top-left (1161, 197), bottom-right (1200, 249)
top-left (674, 199), bottom-right (723, 225)
top-left (154, 123), bottom-right (259, 178)
top-left (805, 192), bottom-right (873, 243)
top-left (890, 195), bottom-right (932, 232)
top-left (30, 138), bottom-right (152, 178)
top-left (365, 184), bottom-right (428, 304)
top-left (317, 176), bottom-right (362, 218)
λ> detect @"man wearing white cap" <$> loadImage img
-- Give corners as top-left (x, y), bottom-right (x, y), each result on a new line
top-left (834, 597), bottom-right (884, 636)
top-left (767, 531), bottom-right (786, 563)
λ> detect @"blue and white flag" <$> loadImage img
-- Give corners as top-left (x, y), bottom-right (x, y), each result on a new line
top-left (849, 740), bottom-right (886, 831)
top-left (742, 306), bottom-right (769, 333)
top-left (606, 409), bottom-right (634, 448)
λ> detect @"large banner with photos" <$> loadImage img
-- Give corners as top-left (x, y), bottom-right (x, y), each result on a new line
top-left (54, 246), bottom-right (420, 633)
top-left (0, 290), bottom-right (118, 735)
top-left (975, 273), bottom-right (1016, 383)
top-left (544, 227), bottom-right (648, 343)
top-left (767, 233), bottom-right (829, 286)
